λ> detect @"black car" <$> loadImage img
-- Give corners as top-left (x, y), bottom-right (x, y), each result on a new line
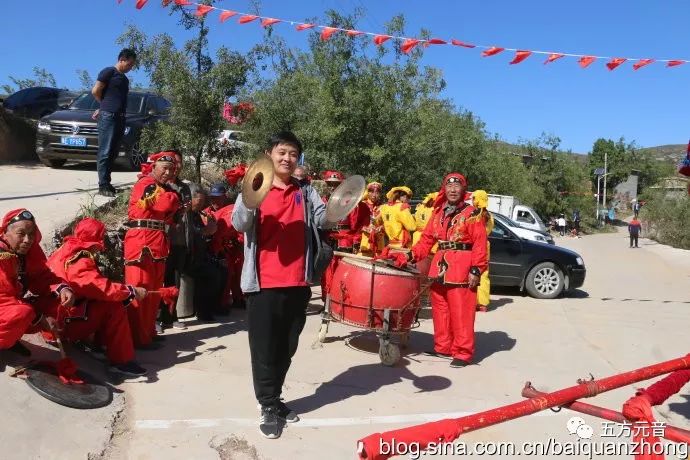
top-left (489, 219), bottom-right (586, 299)
top-left (3, 87), bottom-right (77, 120)
top-left (35, 91), bottom-right (170, 170)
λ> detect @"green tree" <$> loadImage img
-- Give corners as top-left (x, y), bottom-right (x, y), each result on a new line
top-left (2, 67), bottom-right (58, 94)
top-left (116, 20), bottom-right (251, 181)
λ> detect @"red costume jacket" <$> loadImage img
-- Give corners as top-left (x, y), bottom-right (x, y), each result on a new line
top-left (124, 175), bottom-right (180, 263)
top-left (0, 237), bottom-right (68, 310)
top-left (207, 204), bottom-right (243, 261)
top-left (328, 201), bottom-right (371, 249)
top-left (48, 219), bottom-right (135, 305)
top-left (411, 203), bottom-right (488, 285)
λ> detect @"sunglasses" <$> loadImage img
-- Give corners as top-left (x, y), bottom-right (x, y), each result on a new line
top-left (7, 210), bottom-right (34, 226)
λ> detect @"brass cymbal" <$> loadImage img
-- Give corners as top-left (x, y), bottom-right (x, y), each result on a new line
top-left (241, 156), bottom-right (274, 209)
top-left (325, 175), bottom-right (366, 223)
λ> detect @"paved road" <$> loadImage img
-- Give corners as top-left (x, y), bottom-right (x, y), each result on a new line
top-left (113, 229), bottom-right (690, 460)
top-left (0, 162), bottom-right (688, 460)
top-left (0, 162), bottom-right (138, 244)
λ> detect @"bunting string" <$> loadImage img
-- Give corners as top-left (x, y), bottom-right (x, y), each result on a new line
top-left (123, 0), bottom-right (690, 71)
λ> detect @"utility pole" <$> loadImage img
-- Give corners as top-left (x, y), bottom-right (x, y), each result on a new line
top-left (596, 177), bottom-right (600, 219)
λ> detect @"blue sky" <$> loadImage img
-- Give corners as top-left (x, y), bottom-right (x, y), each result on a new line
top-left (2, 0), bottom-right (690, 154)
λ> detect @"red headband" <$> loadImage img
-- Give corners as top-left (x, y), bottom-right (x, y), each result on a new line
top-left (367, 182), bottom-right (382, 191)
top-left (150, 151), bottom-right (176, 163)
top-left (322, 170), bottom-right (345, 182)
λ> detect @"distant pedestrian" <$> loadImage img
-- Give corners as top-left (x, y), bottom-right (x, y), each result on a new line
top-left (572, 209), bottom-right (581, 237)
top-left (92, 48), bottom-right (137, 197)
top-left (557, 214), bottom-right (567, 236)
top-left (632, 200), bottom-right (641, 218)
top-left (628, 218), bottom-right (642, 248)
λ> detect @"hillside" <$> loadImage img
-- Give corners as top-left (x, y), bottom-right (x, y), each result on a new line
top-left (638, 144), bottom-right (686, 164)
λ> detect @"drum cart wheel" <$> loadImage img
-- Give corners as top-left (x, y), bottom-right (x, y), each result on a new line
top-left (378, 308), bottom-right (401, 366)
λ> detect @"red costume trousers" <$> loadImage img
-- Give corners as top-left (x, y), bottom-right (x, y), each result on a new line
top-left (221, 256), bottom-right (244, 307)
top-left (125, 254), bottom-right (165, 347)
top-left (64, 301), bottom-right (135, 364)
top-left (429, 283), bottom-right (477, 361)
top-left (0, 301), bottom-right (35, 349)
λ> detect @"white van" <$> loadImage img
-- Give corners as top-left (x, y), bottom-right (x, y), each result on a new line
top-left (487, 194), bottom-right (547, 233)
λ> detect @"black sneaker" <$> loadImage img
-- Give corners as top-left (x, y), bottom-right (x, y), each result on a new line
top-left (155, 322), bottom-right (165, 334)
top-left (106, 184), bottom-right (118, 194)
top-left (423, 350), bottom-right (452, 359)
top-left (7, 341), bottom-right (31, 357)
top-left (276, 401), bottom-right (300, 423)
top-left (109, 361), bottom-right (147, 377)
top-left (450, 358), bottom-right (471, 368)
top-left (259, 406), bottom-right (282, 439)
top-left (98, 187), bottom-right (115, 198)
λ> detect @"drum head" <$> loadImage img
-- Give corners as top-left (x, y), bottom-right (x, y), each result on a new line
top-left (341, 257), bottom-right (417, 277)
top-left (25, 364), bottom-right (113, 409)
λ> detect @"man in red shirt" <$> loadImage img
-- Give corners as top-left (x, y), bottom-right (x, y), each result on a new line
top-left (124, 152), bottom-right (180, 348)
top-left (384, 173), bottom-right (488, 368)
top-left (232, 132), bottom-right (330, 439)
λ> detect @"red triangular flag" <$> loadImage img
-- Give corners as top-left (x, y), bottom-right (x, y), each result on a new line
top-left (161, 0), bottom-right (172, 6)
top-left (194, 5), bottom-right (213, 17)
top-left (346, 30), bottom-right (364, 37)
top-left (296, 23), bottom-right (315, 31)
top-left (261, 18), bottom-right (281, 27)
top-left (238, 15), bottom-right (258, 24)
top-left (509, 50), bottom-right (532, 65)
top-left (544, 53), bottom-right (565, 64)
top-left (578, 56), bottom-right (596, 68)
top-left (174, 0), bottom-right (191, 5)
top-left (135, 0), bottom-right (149, 9)
top-left (667, 60), bottom-right (685, 67)
top-left (632, 59), bottom-right (654, 70)
top-left (451, 39), bottom-right (476, 48)
top-left (606, 57), bottom-right (626, 71)
top-left (219, 11), bottom-right (237, 22)
top-left (481, 47), bottom-right (505, 57)
top-left (373, 35), bottom-right (392, 45)
top-left (401, 39), bottom-right (421, 54)
top-left (320, 27), bottom-right (338, 41)
top-left (427, 38), bottom-right (447, 45)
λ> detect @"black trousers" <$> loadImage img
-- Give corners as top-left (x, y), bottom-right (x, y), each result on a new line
top-left (247, 286), bottom-right (311, 407)
top-left (630, 234), bottom-right (639, 247)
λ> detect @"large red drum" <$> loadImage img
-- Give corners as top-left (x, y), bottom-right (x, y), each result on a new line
top-left (329, 257), bottom-right (422, 332)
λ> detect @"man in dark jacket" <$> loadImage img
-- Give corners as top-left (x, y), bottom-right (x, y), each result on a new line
top-left (628, 217), bottom-right (642, 248)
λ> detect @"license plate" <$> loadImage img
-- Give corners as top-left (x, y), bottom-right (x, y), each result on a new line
top-left (60, 136), bottom-right (87, 147)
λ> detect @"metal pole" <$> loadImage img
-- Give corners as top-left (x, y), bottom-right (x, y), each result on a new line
top-left (603, 149), bottom-right (608, 213)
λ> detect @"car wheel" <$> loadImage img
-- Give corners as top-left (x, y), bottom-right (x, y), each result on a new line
top-left (126, 143), bottom-right (146, 171)
top-left (39, 158), bottom-right (67, 168)
top-left (525, 262), bottom-right (564, 299)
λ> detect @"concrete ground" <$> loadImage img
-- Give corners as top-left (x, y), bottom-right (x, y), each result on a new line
top-left (0, 162), bottom-right (137, 460)
top-left (118, 229), bottom-right (689, 460)
top-left (0, 164), bottom-right (688, 459)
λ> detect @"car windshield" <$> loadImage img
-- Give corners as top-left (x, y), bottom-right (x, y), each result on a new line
top-left (69, 92), bottom-right (145, 114)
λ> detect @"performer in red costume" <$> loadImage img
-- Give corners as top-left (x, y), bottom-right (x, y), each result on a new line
top-left (383, 173), bottom-right (488, 368)
top-left (319, 170), bottom-right (371, 303)
top-left (124, 152), bottom-right (180, 348)
top-left (48, 218), bottom-right (148, 377)
top-left (0, 209), bottom-right (75, 356)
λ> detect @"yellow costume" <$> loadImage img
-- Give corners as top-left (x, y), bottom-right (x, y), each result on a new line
top-left (380, 186), bottom-right (416, 249)
top-left (471, 190), bottom-right (494, 310)
top-left (413, 192), bottom-right (438, 246)
top-left (358, 183), bottom-right (385, 256)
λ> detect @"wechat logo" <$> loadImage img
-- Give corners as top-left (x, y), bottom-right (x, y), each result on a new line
top-left (567, 416), bottom-right (594, 439)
